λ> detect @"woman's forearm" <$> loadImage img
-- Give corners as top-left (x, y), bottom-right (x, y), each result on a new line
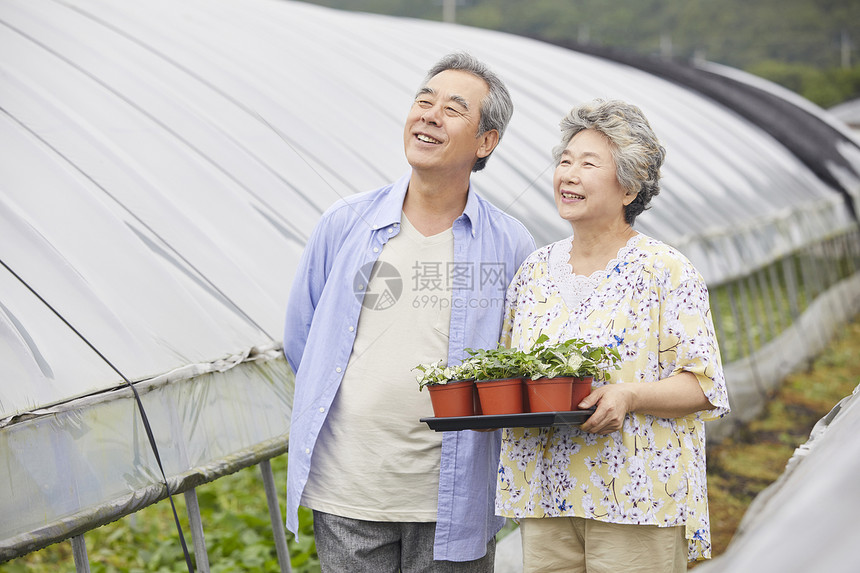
top-left (625, 371), bottom-right (714, 419)
top-left (579, 371), bottom-right (715, 433)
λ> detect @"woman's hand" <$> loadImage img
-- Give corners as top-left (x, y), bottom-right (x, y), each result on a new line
top-left (577, 372), bottom-right (714, 434)
top-left (577, 384), bottom-right (634, 434)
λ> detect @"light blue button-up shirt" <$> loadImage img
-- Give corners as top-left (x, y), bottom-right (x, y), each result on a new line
top-left (283, 172), bottom-right (534, 561)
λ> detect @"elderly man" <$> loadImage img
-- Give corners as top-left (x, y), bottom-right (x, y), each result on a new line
top-left (283, 52), bottom-right (534, 571)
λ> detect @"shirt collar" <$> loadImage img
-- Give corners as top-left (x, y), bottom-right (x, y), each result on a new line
top-left (371, 172), bottom-right (410, 231)
top-left (460, 182), bottom-right (479, 237)
top-left (373, 171), bottom-right (479, 235)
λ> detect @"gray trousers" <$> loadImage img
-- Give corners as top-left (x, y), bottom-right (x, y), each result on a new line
top-left (313, 510), bottom-right (495, 573)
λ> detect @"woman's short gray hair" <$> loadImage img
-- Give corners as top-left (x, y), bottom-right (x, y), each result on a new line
top-left (422, 52), bottom-right (514, 172)
top-left (552, 99), bottom-right (666, 225)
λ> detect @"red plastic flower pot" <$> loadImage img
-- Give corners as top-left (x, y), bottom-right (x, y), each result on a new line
top-left (476, 378), bottom-right (524, 415)
top-left (427, 380), bottom-right (475, 417)
top-left (570, 376), bottom-right (594, 410)
top-left (526, 377), bottom-right (574, 413)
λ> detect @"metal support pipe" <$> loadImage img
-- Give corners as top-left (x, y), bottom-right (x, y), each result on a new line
top-left (828, 236), bottom-right (843, 284)
top-left (801, 245), bottom-right (821, 304)
top-left (783, 256), bottom-right (800, 321)
top-left (260, 459), bottom-right (292, 573)
top-left (766, 262), bottom-right (785, 334)
top-left (442, 0), bottom-right (456, 23)
top-left (849, 229), bottom-right (860, 273)
top-left (799, 246), bottom-right (831, 348)
top-left (840, 232), bottom-right (854, 276)
top-left (753, 270), bottom-right (775, 343)
top-left (709, 287), bottom-right (728, 357)
top-left (736, 278), bottom-right (759, 355)
top-left (71, 535), bottom-right (91, 573)
top-left (185, 488), bottom-right (210, 573)
top-left (726, 282), bottom-right (747, 359)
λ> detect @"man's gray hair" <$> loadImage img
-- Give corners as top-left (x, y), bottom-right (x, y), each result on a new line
top-left (552, 99), bottom-right (666, 225)
top-left (421, 52), bottom-right (514, 172)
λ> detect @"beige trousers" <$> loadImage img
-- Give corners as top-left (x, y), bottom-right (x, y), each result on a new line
top-left (520, 516), bottom-right (688, 573)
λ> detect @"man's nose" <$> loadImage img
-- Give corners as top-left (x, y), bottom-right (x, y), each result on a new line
top-left (421, 105), bottom-right (442, 125)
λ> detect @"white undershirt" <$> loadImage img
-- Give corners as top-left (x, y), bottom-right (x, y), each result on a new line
top-left (301, 214), bottom-right (453, 522)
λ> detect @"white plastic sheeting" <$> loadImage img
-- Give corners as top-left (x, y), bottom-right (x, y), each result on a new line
top-left (1, 0), bottom-right (858, 559)
top-left (830, 98), bottom-right (860, 131)
top-left (695, 383), bottom-right (860, 573)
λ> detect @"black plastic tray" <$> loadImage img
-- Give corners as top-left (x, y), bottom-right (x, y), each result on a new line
top-left (420, 409), bottom-right (595, 432)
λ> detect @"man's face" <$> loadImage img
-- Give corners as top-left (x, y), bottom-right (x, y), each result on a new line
top-left (403, 69), bottom-right (494, 177)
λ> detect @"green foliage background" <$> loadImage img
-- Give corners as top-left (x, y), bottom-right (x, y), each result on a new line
top-left (299, 0), bottom-right (860, 108)
top-left (1, 456), bottom-right (319, 573)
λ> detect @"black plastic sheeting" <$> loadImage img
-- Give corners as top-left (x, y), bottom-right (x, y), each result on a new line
top-left (552, 39), bottom-right (860, 219)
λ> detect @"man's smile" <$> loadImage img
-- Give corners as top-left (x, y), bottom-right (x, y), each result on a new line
top-left (415, 133), bottom-right (442, 144)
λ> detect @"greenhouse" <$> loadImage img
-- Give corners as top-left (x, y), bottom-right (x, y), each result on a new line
top-left (1, 0), bottom-right (858, 570)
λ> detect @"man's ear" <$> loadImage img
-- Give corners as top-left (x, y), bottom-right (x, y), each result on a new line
top-left (476, 129), bottom-right (500, 159)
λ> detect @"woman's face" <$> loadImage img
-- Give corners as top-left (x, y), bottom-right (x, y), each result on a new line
top-left (553, 129), bottom-right (635, 229)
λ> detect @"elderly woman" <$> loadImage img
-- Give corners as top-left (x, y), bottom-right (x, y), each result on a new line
top-left (496, 100), bottom-right (730, 572)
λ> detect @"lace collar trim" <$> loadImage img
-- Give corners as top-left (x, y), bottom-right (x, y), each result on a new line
top-left (548, 234), bottom-right (639, 310)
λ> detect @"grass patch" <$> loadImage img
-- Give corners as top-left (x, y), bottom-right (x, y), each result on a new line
top-left (3, 455), bottom-right (318, 573)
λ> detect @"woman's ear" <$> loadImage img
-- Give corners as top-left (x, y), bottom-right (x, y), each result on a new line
top-left (623, 190), bottom-right (639, 206)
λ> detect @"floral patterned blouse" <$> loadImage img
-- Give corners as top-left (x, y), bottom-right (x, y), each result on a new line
top-left (496, 233), bottom-right (730, 561)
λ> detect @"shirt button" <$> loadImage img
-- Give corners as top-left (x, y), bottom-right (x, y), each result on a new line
top-left (373, 247), bottom-right (379, 253)
top-left (319, 407), bottom-right (325, 413)
top-left (357, 284), bottom-right (364, 290)
top-left (388, 228), bottom-right (394, 234)
top-left (305, 448), bottom-right (310, 454)
top-left (336, 367), bottom-right (342, 373)
top-left (348, 326), bottom-right (355, 332)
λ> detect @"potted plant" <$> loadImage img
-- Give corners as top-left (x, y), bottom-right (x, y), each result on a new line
top-left (464, 347), bottom-right (528, 415)
top-left (414, 336), bottom-right (621, 418)
top-left (523, 335), bottom-right (621, 412)
top-left (414, 360), bottom-right (476, 417)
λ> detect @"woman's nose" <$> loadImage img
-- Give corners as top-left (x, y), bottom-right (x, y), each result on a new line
top-left (561, 167), bottom-right (579, 184)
